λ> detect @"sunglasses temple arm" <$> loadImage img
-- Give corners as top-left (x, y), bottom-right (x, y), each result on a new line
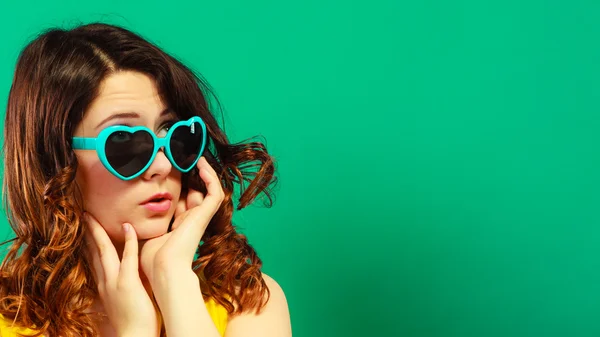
top-left (72, 137), bottom-right (97, 150)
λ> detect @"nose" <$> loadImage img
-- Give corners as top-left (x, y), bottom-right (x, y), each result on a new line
top-left (142, 147), bottom-right (173, 180)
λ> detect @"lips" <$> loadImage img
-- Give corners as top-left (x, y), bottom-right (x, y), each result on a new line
top-left (141, 192), bottom-right (173, 204)
top-left (141, 192), bottom-right (173, 213)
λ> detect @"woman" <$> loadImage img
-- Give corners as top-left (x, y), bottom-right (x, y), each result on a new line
top-left (0, 22), bottom-right (291, 336)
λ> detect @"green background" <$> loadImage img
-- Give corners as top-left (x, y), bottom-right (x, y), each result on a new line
top-left (1, 1), bottom-right (599, 336)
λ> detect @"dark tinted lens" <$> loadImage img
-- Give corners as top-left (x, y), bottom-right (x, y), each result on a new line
top-left (105, 130), bottom-right (154, 177)
top-left (170, 121), bottom-right (203, 170)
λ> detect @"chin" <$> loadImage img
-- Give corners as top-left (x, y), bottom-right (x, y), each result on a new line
top-left (133, 216), bottom-right (172, 240)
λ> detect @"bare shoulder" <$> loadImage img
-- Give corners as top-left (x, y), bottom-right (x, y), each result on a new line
top-left (262, 273), bottom-right (287, 303)
top-left (225, 273), bottom-right (292, 337)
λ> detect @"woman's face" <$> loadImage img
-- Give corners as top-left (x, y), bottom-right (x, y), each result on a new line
top-left (74, 71), bottom-right (182, 243)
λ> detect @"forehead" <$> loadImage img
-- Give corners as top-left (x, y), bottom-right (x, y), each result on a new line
top-left (83, 71), bottom-right (167, 125)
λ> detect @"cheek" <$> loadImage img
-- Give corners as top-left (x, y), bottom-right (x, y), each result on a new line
top-left (76, 153), bottom-right (122, 201)
top-left (76, 154), bottom-right (132, 238)
top-left (77, 160), bottom-right (120, 198)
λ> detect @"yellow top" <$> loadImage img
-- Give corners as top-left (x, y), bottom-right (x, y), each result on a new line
top-left (0, 297), bottom-right (228, 336)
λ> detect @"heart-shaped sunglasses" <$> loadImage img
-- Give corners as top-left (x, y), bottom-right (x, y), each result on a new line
top-left (72, 116), bottom-right (207, 180)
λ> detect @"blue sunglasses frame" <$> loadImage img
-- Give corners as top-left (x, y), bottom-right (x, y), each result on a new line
top-left (72, 116), bottom-right (207, 180)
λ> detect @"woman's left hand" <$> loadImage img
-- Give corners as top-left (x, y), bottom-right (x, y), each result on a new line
top-left (139, 156), bottom-right (225, 287)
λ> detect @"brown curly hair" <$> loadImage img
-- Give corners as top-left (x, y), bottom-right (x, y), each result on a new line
top-left (0, 22), bottom-right (277, 336)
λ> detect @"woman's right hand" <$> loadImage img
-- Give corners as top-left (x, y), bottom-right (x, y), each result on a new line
top-left (84, 213), bottom-right (160, 337)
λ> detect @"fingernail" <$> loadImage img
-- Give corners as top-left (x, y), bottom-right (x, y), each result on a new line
top-left (122, 223), bottom-right (130, 232)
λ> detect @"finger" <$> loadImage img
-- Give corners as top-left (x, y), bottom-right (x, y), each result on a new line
top-left (198, 160), bottom-right (225, 209)
top-left (198, 156), bottom-right (219, 180)
top-left (85, 213), bottom-right (120, 283)
top-left (170, 188), bottom-right (205, 232)
top-left (165, 157), bottom-right (224, 249)
top-left (119, 223), bottom-right (139, 281)
top-left (186, 187), bottom-right (204, 210)
top-left (172, 161), bottom-right (223, 241)
top-left (175, 189), bottom-right (188, 218)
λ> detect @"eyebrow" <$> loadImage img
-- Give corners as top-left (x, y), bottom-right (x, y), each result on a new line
top-left (95, 108), bottom-right (174, 130)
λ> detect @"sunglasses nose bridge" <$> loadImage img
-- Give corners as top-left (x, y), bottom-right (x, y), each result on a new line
top-left (153, 138), bottom-right (174, 167)
top-left (154, 137), bottom-right (169, 155)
